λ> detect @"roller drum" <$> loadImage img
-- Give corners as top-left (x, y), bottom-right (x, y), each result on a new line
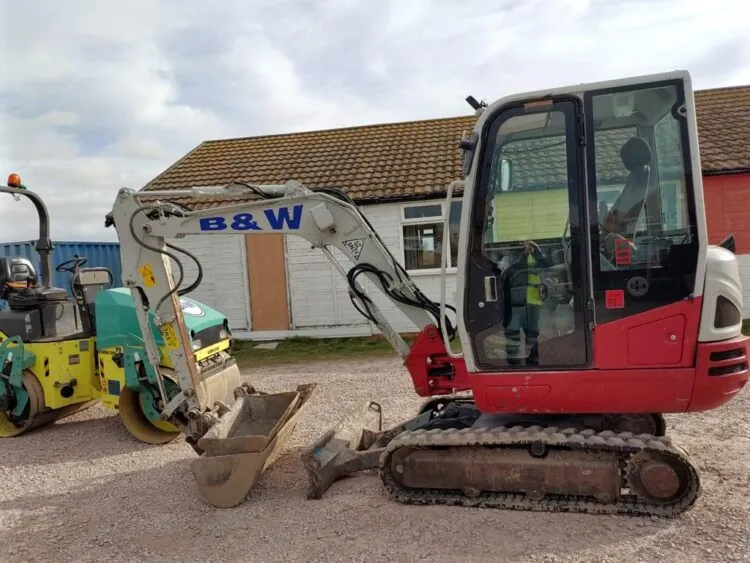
top-left (0, 370), bottom-right (95, 437)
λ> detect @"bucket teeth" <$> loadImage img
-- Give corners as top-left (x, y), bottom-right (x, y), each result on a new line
top-left (189, 382), bottom-right (317, 508)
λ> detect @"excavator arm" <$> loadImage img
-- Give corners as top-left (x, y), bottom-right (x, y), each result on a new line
top-left (107, 179), bottom-right (460, 438)
top-left (107, 179), bottom-right (468, 506)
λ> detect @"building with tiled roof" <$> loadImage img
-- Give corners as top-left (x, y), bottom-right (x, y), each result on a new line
top-left (143, 83), bottom-right (750, 339)
top-left (143, 86), bottom-right (749, 202)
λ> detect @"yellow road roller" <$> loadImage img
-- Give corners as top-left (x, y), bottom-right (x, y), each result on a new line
top-left (0, 174), bottom-right (234, 444)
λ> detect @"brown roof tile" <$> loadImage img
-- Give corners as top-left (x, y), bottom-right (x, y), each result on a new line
top-left (694, 85), bottom-right (750, 173)
top-left (142, 85), bottom-right (750, 209)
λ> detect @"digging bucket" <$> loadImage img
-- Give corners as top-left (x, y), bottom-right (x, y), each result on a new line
top-left (300, 400), bottom-right (454, 499)
top-left (300, 400), bottom-right (388, 499)
top-left (190, 382), bottom-right (317, 508)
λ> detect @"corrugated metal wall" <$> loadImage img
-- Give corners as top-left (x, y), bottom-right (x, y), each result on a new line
top-left (0, 241), bottom-right (123, 308)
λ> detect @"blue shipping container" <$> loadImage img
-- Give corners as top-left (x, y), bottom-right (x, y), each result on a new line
top-left (0, 240), bottom-right (123, 308)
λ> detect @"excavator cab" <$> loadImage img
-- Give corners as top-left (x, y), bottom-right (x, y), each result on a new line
top-left (460, 73), bottom-right (718, 376)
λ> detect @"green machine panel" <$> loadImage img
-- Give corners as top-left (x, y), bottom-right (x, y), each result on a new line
top-left (94, 288), bottom-right (230, 350)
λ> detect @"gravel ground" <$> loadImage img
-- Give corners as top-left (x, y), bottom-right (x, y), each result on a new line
top-left (1, 356), bottom-right (748, 563)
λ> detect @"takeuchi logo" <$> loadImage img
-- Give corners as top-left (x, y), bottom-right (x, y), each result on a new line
top-left (179, 298), bottom-right (205, 317)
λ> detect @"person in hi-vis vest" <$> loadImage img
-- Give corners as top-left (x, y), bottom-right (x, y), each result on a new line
top-left (502, 240), bottom-right (549, 366)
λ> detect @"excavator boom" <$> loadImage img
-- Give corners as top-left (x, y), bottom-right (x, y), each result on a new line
top-left (108, 180), bottom-right (467, 418)
top-left (107, 179), bottom-right (463, 506)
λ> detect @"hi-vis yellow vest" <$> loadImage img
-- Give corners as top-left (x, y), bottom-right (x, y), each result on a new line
top-left (526, 253), bottom-right (542, 306)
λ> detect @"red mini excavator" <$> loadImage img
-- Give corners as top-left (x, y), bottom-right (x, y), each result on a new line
top-left (297, 69), bottom-right (749, 517)
top-left (106, 70), bottom-right (748, 516)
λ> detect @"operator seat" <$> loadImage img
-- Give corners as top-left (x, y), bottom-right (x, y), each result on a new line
top-left (0, 256), bottom-right (68, 311)
top-left (0, 256), bottom-right (80, 340)
top-left (0, 257), bottom-right (38, 294)
top-left (602, 136), bottom-right (652, 238)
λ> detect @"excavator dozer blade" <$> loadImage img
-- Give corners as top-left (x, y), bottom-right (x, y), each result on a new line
top-left (189, 382), bottom-right (316, 508)
top-left (300, 400), bottom-right (385, 499)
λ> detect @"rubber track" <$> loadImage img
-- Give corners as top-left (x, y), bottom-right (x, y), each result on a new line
top-left (378, 425), bottom-right (701, 518)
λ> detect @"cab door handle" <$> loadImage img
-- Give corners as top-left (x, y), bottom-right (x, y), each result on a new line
top-left (484, 275), bottom-right (497, 302)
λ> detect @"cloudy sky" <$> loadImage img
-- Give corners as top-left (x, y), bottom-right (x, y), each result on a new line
top-left (1, 0), bottom-right (748, 243)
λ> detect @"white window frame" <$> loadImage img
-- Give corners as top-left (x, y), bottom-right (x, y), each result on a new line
top-left (398, 199), bottom-right (463, 275)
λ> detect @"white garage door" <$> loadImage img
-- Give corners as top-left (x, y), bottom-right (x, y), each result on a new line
top-left (167, 234), bottom-right (252, 331)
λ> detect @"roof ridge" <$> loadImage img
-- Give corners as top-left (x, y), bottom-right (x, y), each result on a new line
top-left (696, 84), bottom-right (750, 93)
top-left (202, 85), bottom-right (748, 145)
top-left (201, 114), bottom-right (476, 144)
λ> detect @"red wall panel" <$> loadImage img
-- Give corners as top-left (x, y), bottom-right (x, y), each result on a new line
top-left (703, 173), bottom-right (750, 252)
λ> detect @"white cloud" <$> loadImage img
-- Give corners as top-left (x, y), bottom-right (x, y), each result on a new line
top-left (1, 0), bottom-right (748, 249)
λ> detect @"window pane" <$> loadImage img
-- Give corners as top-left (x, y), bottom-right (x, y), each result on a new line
top-left (591, 84), bottom-right (695, 273)
top-left (403, 204), bottom-right (442, 220)
top-left (403, 223), bottom-right (444, 269)
top-left (468, 102), bottom-right (584, 369)
top-left (654, 114), bottom-right (690, 232)
top-left (586, 80), bottom-right (699, 327)
top-left (487, 111), bottom-right (569, 251)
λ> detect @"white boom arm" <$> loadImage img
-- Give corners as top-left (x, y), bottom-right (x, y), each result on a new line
top-left (108, 180), bottom-right (455, 418)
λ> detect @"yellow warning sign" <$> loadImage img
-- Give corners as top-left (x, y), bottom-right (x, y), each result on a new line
top-left (161, 324), bottom-right (179, 349)
top-left (139, 264), bottom-right (157, 287)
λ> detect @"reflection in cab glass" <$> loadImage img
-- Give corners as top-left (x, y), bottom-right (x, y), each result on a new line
top-left (476, 107), bottom-right (581, 368)
top-left (589, 84), bottom-right (698, 325)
